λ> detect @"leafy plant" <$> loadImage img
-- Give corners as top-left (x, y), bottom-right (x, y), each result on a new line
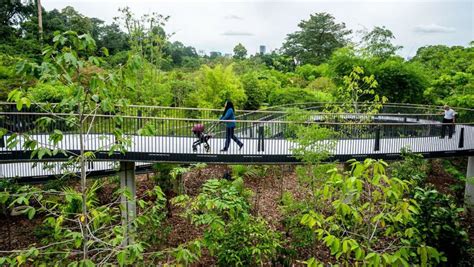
top-left (412, 187), bottom-right (472, 265)
top-left (207, 215), bottom-right (282, 266)
top-left (390, 147), bottom-right (428, 186)
top-left (300, 159), bottom-right (446, 265)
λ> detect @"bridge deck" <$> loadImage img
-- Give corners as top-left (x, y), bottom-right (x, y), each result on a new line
top-left (1, 124), bottom-right (473, 170)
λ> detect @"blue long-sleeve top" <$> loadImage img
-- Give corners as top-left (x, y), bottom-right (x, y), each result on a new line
top-left (220, 108), bottom-right (236, 128)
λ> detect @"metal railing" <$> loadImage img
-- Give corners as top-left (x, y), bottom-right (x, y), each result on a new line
top-left (0, 103), bottom-right (473, 173)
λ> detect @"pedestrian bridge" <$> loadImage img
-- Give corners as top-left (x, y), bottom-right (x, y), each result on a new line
top-left (1, 103), bottom-right (473, 180)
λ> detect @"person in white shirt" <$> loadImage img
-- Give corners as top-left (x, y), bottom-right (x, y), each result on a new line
top-left (441, 105), bottom-right (456, 138)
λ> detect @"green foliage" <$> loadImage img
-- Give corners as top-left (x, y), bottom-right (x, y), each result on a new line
top-left (173, 178), bottom-right (252, 225)
top-left (207, 215), bottom-right (282, 266)
top-left (27, 82), bottom-right (72, 102)
top-left (280, 191), bottom-right (316, 256)
top-left (327, 47), bottom-right (370, 83)
top-left (290, 123), bottom-right (337, 164)
top-left (187, 64), bottom-right (247, 109)
top-left (295, 64), bottom-right (324, 81)
top-left (241, 71), bottom-right (281, 109)
top-left (283, 12), bottom-right (352, 65)
top-left (173, 178), bottom-right (280, 266)
top-left (374, 59), bottom-right (428, 103)
top-left (300, 159), bottom-right (445, 265)
top-left (442, 159), bottom-right (468, 202)
top-left (231, 164), bottom-right (259, 179)
top-left (390, 148), bottom-right (428, 186)
top-left (306, 76), bottom-right (336, 93)
top-left (269, 87), bottom-right (333, 106)
top-left (335, 66), bottom-right (387, 114)
top-left (411, 45), bottom-right (473, 106)
top-left (233, 43), bottom-right (247, 60)
top-left (411, 187), bottom-right (472, 265)
top-left (360, 26), bottom-right (402, 58)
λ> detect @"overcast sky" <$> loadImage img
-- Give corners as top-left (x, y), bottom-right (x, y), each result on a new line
top-left (42, 0), bottom-right (473, 58)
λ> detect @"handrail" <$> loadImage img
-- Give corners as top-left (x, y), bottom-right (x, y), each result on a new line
top-left (2, 101), bottom-right (473, 114)
top-left (1, 112), bottom-right (473, 126)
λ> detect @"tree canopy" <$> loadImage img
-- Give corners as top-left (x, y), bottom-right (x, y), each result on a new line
top-left (282, 12), bottom-right (352, 65)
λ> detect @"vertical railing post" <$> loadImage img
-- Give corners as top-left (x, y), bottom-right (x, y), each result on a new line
top-left (258, 125), bottom-right (264, 152)
top-left (120, 161), bottom-right (136, 245)
top-left (0, 134), bottom-right (4, 148)
top-left (458, 127), bottom-right (464, 148)
top-left (465, 157), bottom-right (474, 216)
top-left (374, 127), bottom-right (381, 151)
top-left (137, 110), bottom-right (142, 129)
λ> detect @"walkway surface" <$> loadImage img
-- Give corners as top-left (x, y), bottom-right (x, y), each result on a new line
top-left (1, 104), bottom-right (474, 180)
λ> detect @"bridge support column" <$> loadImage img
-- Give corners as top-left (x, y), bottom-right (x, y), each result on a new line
top-left (465, 157), bottom-right (474, 216)
top-left (119, 161), bottom-right (136, 245)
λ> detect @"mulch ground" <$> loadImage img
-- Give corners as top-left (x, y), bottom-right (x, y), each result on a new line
top-left (1, 160), bottom-right (473, 264)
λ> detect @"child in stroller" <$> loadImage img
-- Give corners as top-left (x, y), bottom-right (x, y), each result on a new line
top-left (192, 123), bottom-right (214, 152)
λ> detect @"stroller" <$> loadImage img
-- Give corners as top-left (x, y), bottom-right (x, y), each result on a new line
top-left (192, 123), bottom-right (217, 152)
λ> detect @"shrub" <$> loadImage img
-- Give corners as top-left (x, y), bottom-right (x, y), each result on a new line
top-left (268, 87), bottom-right (333, 106)
top-left (390, 148), bottom-right (428, 186)
top-left (28, 82), bottom-right (72, 102)
top-left (412, 187), bottom-right (472, 265)
top-left (300, 159), bottom-right (446, 265)
top-left (207, 215), bottom-right (282, 266)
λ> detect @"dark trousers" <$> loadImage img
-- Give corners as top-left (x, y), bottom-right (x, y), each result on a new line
top-left (224, 127), bottom-right (242, 150)
top-left (441, 118), bottom-right (454, 138)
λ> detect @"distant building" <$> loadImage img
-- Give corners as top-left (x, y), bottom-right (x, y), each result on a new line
top-left (259, 45), bottom-right (266, 55)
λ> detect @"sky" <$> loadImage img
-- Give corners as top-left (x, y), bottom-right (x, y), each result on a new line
top-left (42, 0), bottom-right (473, 58)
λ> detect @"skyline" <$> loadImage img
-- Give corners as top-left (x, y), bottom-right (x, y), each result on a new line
top-left (42, 0), bottom-right (473, 58)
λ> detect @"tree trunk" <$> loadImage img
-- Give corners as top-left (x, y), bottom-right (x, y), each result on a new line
top-left (37, 0), bottom-right (43, 41)
top-left (79, 105), bottom-right (89, 260)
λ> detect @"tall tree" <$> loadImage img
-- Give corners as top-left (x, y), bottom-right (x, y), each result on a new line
top-left (0, 0), bottom-right (34, 42)
top-left (360, 26), bottom-right (402, 58)
top-left (233, 43), bottom-right (247, 60)
top-left (36, 0), bottom-right (43, 41)
top-left (282, 12), bottom-right (352, 65)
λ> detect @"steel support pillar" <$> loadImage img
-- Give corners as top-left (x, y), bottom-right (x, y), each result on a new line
top-left (465, 156), bottom-right (474, 215)
top-left (119, 161), bottom-right (136, 245)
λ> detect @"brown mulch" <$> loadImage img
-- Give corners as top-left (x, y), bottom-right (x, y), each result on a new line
top-left (183, 164), bottom-right (230, 196)
top-left (0, 216), bottom-right (43, 251)
top-left (426, 159), bottom-right (459, 196)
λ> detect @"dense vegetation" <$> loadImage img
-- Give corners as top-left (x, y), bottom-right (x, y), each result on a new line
top-left (0, 1), bottom-right (473, 266)
top-left (1, 3), bottom-right (472, 108)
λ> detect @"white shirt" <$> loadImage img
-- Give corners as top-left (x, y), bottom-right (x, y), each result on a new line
top-left (444, 109), bottom-right (456, 120)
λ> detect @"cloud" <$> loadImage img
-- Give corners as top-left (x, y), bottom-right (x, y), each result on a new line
top-left (414, 24), bottom-right (456, 33)
top-left (224, 14), bottom-right (244, 20)
top-left (221, 31), bottom-right (254, 36)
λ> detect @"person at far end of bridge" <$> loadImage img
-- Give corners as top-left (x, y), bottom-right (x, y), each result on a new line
top-left (220, 100), bottom-right (244, 152)
top-left (441, 105), bottom-right (456, 139)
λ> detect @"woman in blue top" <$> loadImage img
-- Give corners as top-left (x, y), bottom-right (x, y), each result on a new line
top-left (220, 101), bottom-right (243, 152)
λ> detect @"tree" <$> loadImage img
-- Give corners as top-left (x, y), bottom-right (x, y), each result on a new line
top-left (374, 59), bottom-right (428, 104)
top-left (0, 0), bottom-right (34, 42)
top-left (164, 41), bottom-right (199, 67)
top-left (335, 66), bottom-right (386, 114)
top-left (300, 159), bottom-right (445, 266)
top-left (187, 64), bottom-right (246, 109)
top-left (233, 43), bottom-right (247, 60)
top-left (360, 26), bottom-right (402, 58)
top-left (95, 23), bottom-right (130, 55)
top-left (115, 7), bottom-right (170, 66)
top-left (241, 71), bottom-right (281, 109)
top-left (282, 12), bottom-right (352, 65)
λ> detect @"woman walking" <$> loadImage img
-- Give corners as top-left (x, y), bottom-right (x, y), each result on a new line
top-left (220, 101), bottom-right (243, 152)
